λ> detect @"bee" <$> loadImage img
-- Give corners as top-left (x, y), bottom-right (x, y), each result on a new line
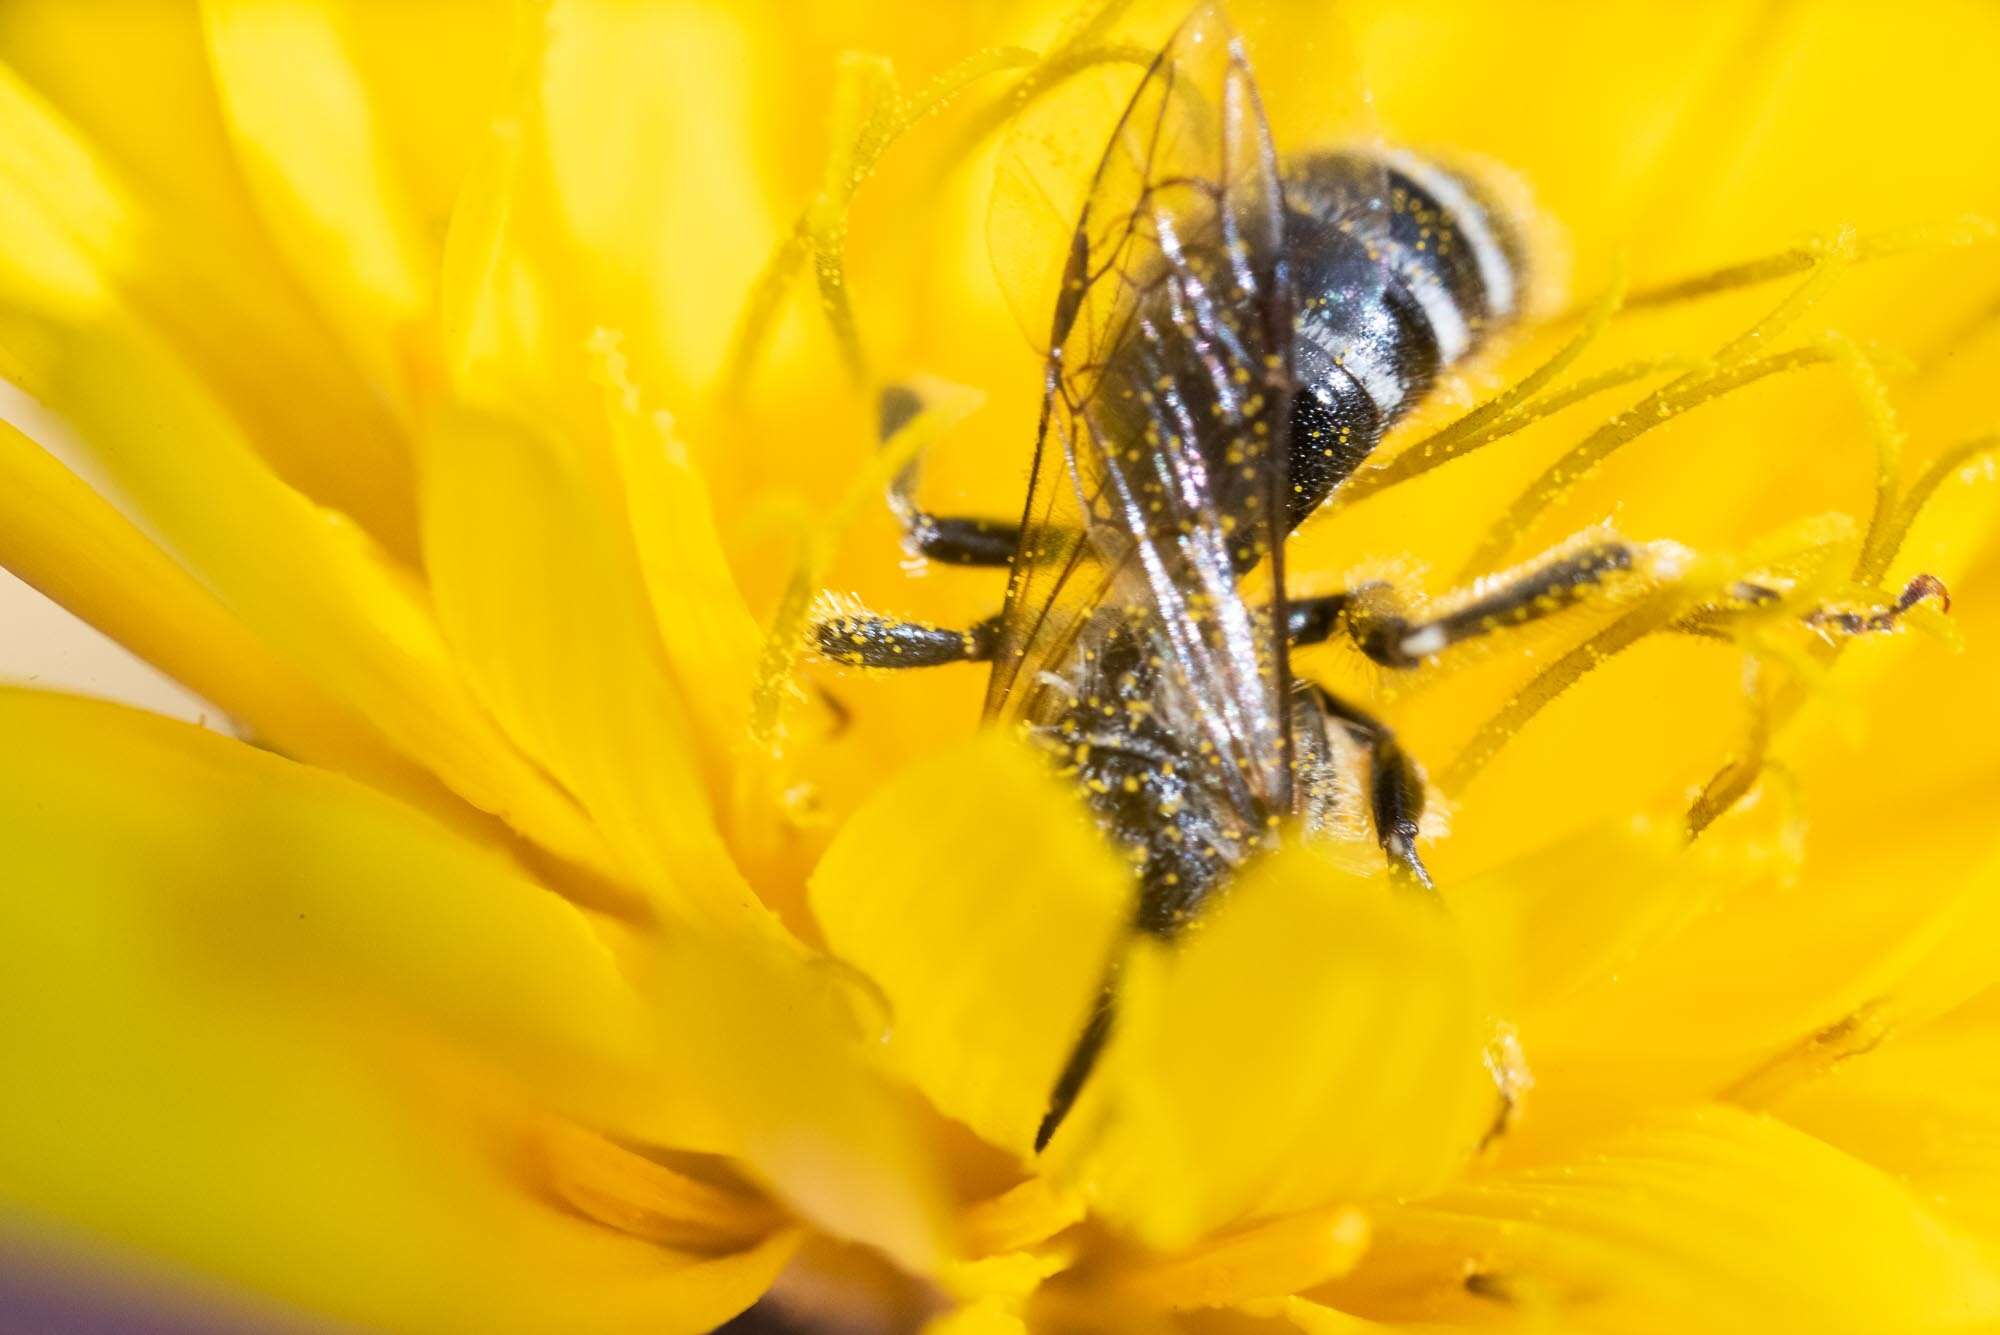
top-left (808, 3), bottom-right (1931, 1146)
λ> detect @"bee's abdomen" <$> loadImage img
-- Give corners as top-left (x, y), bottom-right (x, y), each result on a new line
top-left (1282, 151), bottom-right (1526, 527)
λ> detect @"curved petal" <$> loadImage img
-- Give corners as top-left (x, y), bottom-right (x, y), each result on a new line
top-left (0, 0), bottom-right (266, 249)
top-left (441, 0), bottom-right (781, 414)
top-left (1051, 845), bottom-right (1494, 1250)
top-left (1517, 555), bottom-right (2000, 1112)
top-left (418, 405), bottom-right (952, 1269)
top-left (1444, 814), bottom-right (1688, 1018)
top-left (339, 0), bottom-right (514, 230)
top-left (0, 688), bottom-right (648, 1095)
top-left (416, 404), bottom-right (741, 914)
top-left (810, 733), bottom-right (1132, 1157)
top-left (593, 336), bottom-right (763, 809)
top-left (642, 921), bottom-right (953, 1277)
top-left (0, 687), bottom-right (794, 1333)
top-left (1323, 1105), bottom-right (2000, 1332)
top-left (1770, 998), bottom-right (2000, 1254)
top-left (0, 162), bottom-right (617, 877)
top-left (0, 52), bottom-right (416, 557)
top-left (201, 0), bottom-right (438, 409)
top-left (0, 416), bottom-right (442, 809)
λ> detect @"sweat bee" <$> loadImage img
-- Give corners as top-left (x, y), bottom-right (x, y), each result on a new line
top-left (808, 2), bottom-right (1934, 1147)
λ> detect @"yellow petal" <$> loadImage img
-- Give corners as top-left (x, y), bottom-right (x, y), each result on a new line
top-left (642, 919), bottom-right (953, 1276)
top-left (0, 173), bottom-right (615, 877)
top-left (535, 1119), bottom-right (787, 1252)
top-left (0, 51), bottom-right (416, 557)
top-left (0, 0), bottom-right (263, 247)
top-left (0, 416), bottom-right (440, 810)
top-left (1446, 814), bottom-right (1688, 1018)
top-left (1720, 841), bottom-right (2000, 1114)
top-left (1770, 1002), bottom-right (2000, 1253)
top-left (336, 0), bottom-right (513, 240)
top-left (0, 688), bottom-right (792, 1332)
top-left (961, 1178), bottom-right (1087, 1258)
top-left (416, 404), bottom-right (742, 915)
top-left (441, 0), bottom-right (781, 418)
top-left (592, 333), bottom-right (764, 803)
top-left (0, 687), bottom-right (647, 1097)
top-left (810, 733), bottom-right (1132, 1157)
top-left (525, 0), bottom-right (780, 400)
top-left (416, 407), bottom-right (952, 1266)
top-left (1325, 1104), bottom-right (2000, 1333)
top-left (201, 0), bottom-right (436, 407)
top-left (1054, 845), bottom-right (1493, 1250)
top-left (924, 1300), bottom-right (1028, 1335)
top-left (1525, 767), bottom-right (2000, 1104)
top-left (1100, 1205), bottom-right (1371, 1312)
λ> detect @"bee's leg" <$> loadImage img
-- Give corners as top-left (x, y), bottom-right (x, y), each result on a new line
top-left (1798, 573), bottom-right (1952, 635)
top-left (811, 606), bottom-right (1002, 668)
top-left (899, 512), bottom-right (1022, 567)
top-left (1301, 682), bottom-right (1434, 890)
top-left (1286, 540), bottom-right (1638, 666)
top-left (880, 384), bottom-right (1020, 567)
top-left (1035, 979), bottom-right (1116, 1153)
top-left (1287, 540), bottom-right (1950, 665)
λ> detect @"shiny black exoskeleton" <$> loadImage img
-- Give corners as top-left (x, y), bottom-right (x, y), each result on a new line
top-left (1033, 148), bottom-right (1529, 933)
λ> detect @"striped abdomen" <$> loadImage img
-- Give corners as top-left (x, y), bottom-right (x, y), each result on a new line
top-left (1282, 150), bottom-right (1527, 527)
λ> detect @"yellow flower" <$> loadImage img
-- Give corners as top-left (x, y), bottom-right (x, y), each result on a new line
top-left (0, 1), bottom-right (1998, 1332)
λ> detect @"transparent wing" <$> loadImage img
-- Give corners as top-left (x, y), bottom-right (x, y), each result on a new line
top-left (987, 27), bottom-right (1144, 353)
top-left (988, 0), bottom-right (1390, 351)
top-left (984, 2), bottom-right (1301, 820)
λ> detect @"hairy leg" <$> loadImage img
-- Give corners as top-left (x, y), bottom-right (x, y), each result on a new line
top-left (1300, 682), bottom-right (1434, 890)
top-left (1287, 540), bottom-right (1639, 666)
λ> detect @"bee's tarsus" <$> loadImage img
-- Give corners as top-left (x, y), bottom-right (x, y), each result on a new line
top-left (1036, 984), bottom-right (1117, 1153)
top-left (810, 608), bottom-right (1001, 668)
top-left (1802, 571), bottom-right (1951, 636)
top-left (906, 515), bottom-right (1022, 567)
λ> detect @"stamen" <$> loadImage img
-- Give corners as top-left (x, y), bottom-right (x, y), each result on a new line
top-left (1457, 342), bottom-right (1838, 582)
top-left (1821, 332), bottom-right (1906, 574)
top-left (809, 52), bottom-right (901, 385)
top-left (1341, 221), bottom-right (1993, 523)
top-left (745, 383), bottom-right (984, 761)
top-left (1440, 587), bottom-right (1697, 797)
top-left (723, 220), bottom-right (813, 400)
top-left (725, 0), bottom-right (1154, 396)
top-left (1449, 511), bottom-right (1848, 795)
top-left (1686, 658), bottom-right (1776, 839)
top-left (1612, 216), bottom-right (1993, 315)
top-left (1859, 432), bottom-right (2000, 584)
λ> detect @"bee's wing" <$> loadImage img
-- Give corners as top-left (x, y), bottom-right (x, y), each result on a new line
top-left (984, 2), bottom-right (1301, 818)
